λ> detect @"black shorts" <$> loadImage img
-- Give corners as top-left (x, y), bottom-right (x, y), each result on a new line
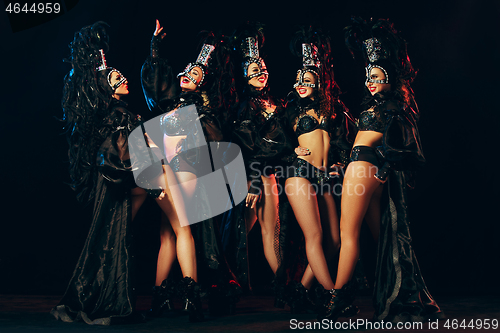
top-left (169, 154), bottom-right (196, 174)
top-left (350, 146), bottom-right (382, 167)
top-left (289, 158), bottom-right (333, 186)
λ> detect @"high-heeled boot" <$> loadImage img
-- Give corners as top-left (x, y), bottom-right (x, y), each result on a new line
top-left (180, 277), bottom-right (204, 322)
top-left (272, 276), bottom-right (287, 308)
top-left (317, 281), bottom-right (356, 322)
top-left (147, 279), bottom-right (174, 317)
top-left (287, 281), bottom-right (315, 314)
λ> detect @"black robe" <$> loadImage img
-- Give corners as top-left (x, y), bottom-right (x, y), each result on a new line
top-left (366, 93), bottom-right (443, 322)
top-left (51, 101), bottom-right (144, 325)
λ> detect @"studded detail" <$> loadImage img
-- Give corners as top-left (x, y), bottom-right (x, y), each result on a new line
top-left (363, 37), bottom-right (388, 63)
top-left (294, 69), bottom-right (319, 89)
top-left (365, 64), bottom-right (389, 85)
top-left (177, 44), bottom-right (216, 85)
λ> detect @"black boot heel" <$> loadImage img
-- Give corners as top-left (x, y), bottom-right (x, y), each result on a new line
top-left (180, 277), bottom-right (204, 322)
top-left (318, 281), bottom-right (356, 322)
top-left (147, 279), bottom-right (174, 318)
top-left (288, 281), bottom-right (315, 314)
top-left (272, 276), bottom-right (287, 309)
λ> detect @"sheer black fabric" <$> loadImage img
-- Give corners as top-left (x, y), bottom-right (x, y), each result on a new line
top-left (231, 93), bottom-right (297, 195)
top-left (219, 91), bottom-right (297, 291)
top-left (362, 92), bottom-right (425, 183)
top-left (51, 102), bottom-right (143, 325)
top-left (369, 94), bottom-right (441, 322)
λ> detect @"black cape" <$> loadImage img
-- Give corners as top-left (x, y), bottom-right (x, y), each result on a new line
top-left (51, 102), bottom-right (144, 325)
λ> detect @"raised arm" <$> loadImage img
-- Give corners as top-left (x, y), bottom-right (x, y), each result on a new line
top-left (141, 20), bottom-right (179, 112)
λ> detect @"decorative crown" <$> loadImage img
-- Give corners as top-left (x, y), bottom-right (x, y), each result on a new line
top-left (243, 37), bottom-right (259, 59)
top-left (195, 44), bottom-right (215, 67)
top-left (302, 43), bottom-right (321, 68)
top-left (96, 49), bottom-right (107, 71)
top-left (363, 37), bottom-right (388, 63)
top-left (177, 43), bottom-right (216, 85)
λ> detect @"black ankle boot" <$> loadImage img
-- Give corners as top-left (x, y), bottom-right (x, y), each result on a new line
top-left (208, 279), bottom-right (241, 316)
top-left (272, 276), bottom-right (287, 309)
top-left (287, 281), bottom-right (315, 314)
top-left (147, 279), bottom-right (174, 317)
top-left (317, 281), bottom-right (356, 322)
top-left (180, 277), bottom-right (204, 322)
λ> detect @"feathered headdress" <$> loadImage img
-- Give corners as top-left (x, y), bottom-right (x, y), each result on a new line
top-left (344, 17), bottom-right (417, 85)
top-left (62, 22), bottom-right (117, 204)
top-left (232, 22), bottom-right (268, 80)
top-left (290, 26), bottom-right (340, 96)
top-left (178, 39), bottom-right (216, 86)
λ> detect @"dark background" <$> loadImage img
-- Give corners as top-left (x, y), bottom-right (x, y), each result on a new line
top-left (1, 0), bottom-right (498, 298)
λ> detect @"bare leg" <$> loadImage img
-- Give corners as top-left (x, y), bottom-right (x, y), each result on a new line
top-left (365, 184), bottom-right (383, 242)
top-left (300, 190), bottom-right (340, 289)
top-left (335, 161), bottom-right (382, 289)
top-left (131, 187), bottom-right (147, 221)
top-left (318, 191), bottom-right (341, 262)
top-left (154, 165), bottom-right (198, 281)
top-left (245, 180), bottom-right (258, 233)
top-left (256, 175), bottom-right (279, 274)
top-left (155, 212), bottom-right (176, 286)
top-left (285, 177), bottom-right (334, 290)
top-left (155, 194), bottom-right (197, 281)
top-left (301, 265), bottom-right (315, 289)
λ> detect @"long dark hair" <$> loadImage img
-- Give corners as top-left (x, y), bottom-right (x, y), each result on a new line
top-left (194, 30), bottom-right (238, 123)
top-left (61, 22), bottom-right (115, 203)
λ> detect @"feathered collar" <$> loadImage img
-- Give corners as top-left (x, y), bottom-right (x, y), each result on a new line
top-left (287, 91), bottom-right (320, 118)
top-left (361, 90), bottom-right (403, 109)
top-left (177, 91), bottom-right (207, 107)
top-left (110, 97), bottom-right (128, 108)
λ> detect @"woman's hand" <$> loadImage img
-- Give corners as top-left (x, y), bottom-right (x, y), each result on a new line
top-left (245, 193), bottom-right (260, 209)
top-left (329, 162), bottom-right (345, 177)
top-left (154, 19), bottom-right (165, 39)
top-left (295, 146), bottom-right (310, 156)
top-left (157, 187), bottom-right (166, 200)
top-left (374, 174), bottom-right (387, 184)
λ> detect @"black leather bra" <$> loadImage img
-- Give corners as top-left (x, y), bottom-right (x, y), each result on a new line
top-left (357, 110), bottom-right (385, 133)
top-left (295, 113), bottom-right (329, 137)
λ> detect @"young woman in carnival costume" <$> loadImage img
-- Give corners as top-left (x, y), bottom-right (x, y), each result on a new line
top-left (220, 23), bottom-right (303, 301)
top-left (321, 17), bottom-right (444, 323)
top-left (51, 22), bottom-right (177, 325)
top-left (141, 20), bottom-right (241, 320)
top-left (280, 26), bottom-right (357, 317)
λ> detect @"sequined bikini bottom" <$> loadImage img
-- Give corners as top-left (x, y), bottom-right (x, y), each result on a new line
top-left (350, 146), bottom-right (382, 167)
top-left (169, 154), bottom-right (196, 174)
top-left (289, 158), bottom-right (332, 186)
